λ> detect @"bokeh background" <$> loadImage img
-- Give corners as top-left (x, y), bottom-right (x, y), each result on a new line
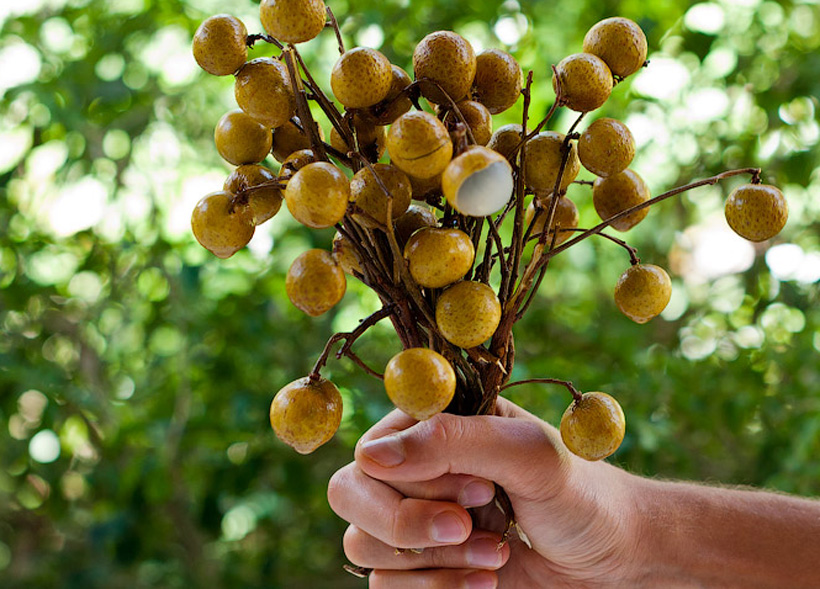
top-left (1, 0), bottom-right (819, 586)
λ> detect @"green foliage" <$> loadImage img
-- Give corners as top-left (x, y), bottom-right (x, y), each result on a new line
top-left (1, 0), bottom-right (819, 586)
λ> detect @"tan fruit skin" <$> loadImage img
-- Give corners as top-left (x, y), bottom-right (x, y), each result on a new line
top-left (332, 232), bottom-right (362, 276)
top-left (592, 169), bottom-right (650, 231)
top-left (272, 118), bottom-right (323, 163)
top-left (614, 264), bottom-right (672, 324)
top-left (330, 116), bottom-right (387, 160)
top-left (553, 53), bottom-right (613, 113)
top-left (560, 392), bottom-right (626, 461)
top-left (487, 124), bottom-right (523, 161)
top-left (436, 281), bottom-right (501, 349)
top-left (234, 57), bottom-right (295, 129)
top-left (445, 100), bottom-right (493, 146)
top-left (224, 164), bottom-right (283, 225)
top-left (214, 109), bottom-right (273, 166)
top-left (403, 227), bottom-right (475, 288)
top-left (384, 348), bottom-right (456, 421)
top-left (394, 204), bottom-right (438, 245)
top-left (191, 191), bottom-right (255, 258)
top-left (725, 184), bottom-right (788, 242)
top-left (260, 0), bottom-right (326, 44)
top-left (192, 15), bottom-right (248, 76)
top-left (578, 117), bottom-right (635, 177)
top-left (526, 196), bottom-right (580, 246)
top-left (473, 48), bottom-right (522, 114)
top-left (409, 171), bottom-right (442, 200)
top-left (277, 148), bottom-right (316, 183)
top-left (350, 163), bottom-right (412, 226)
top-left (583, 17), bottom-right (648, 79)
top-left (285, 162), bottom-right (350, 229)
top-left (360, 65), bottom-right (413, 126)
top-left (523, 131), bottom-right (580, 193)
top-left (331, 47), bottom-right (393, 109)
top-left (387, 111), bottom-right (453, 180)
top-left (442, 146), bottom-right (512, 216)
top-left (286, 249), bottom-right (347, 316)
top-left (413, 31), bottom-right (476, 105)
top-left (270, 377), bottom-right (343, 454)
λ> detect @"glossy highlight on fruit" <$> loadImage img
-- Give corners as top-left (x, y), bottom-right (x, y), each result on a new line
top-left (472, 48), bottom-right (522, 114)
top-left (578, 117), bottom-right (635, 177)
top-left (614, 263), bottom-right (672, 324)
top-left (214, 109), bottom-right (272, 166)
top-left (260, 0), bottom-right (327, 44)
top-left (442, 146), bottom-right (513, 217)
top-left (436, 281), bottom-right (501, 349)
top-left (725, 183), bottom-right (788, 242)
top-left (234, 57), bottom-right (295, 129)
top-left (443, 100), bottom-right (493, 146)
top-left (413, 31), bottom-right (476, 105)
top-left (192, 15), bottom-right (248, 76)
top-left (350, 163), bottom-right (412, 226)
top-left (286, 249), bottom-right (347, 316)
top-left (487, 123), bottom-right (523, 161)
top-left (560, 392), bottom-right (626, 461)
top-left (360, 65), bottom-right (413, 126)
top-left (387, 111), bottom-right (453, 180)
top-left (593, 169), bottom-right (650, 231)
top-left (523, 131), bottom-right (580, 194)
top-left (272, 118), bottom-right (322, 163)
top-left (526, 195), bottom-right (580, 246)
top-left (384, 348), bottom-right (456, 421)
top-left (331, 47), bottom-right (393, 109)
top-left (583, 17), bottom-right (647, 79)
top-left (285, 162), bottom-right (350, 229)
top-left (191, 191), bottom-right (255, 258)
top-left (553, 53), bottom-right (613, 113)
top-left (224, 164), bottom-right (282, 225)
top-left (270, 376), bottom-right (343, 454)
top-left (403, 227), bottom-right (474, 288)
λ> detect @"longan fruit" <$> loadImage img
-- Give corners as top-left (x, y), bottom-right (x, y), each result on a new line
top-left (387, 111), bottom-right (453, 180)
top-left (413, 31), bottom-right (476, 105)
top-left (330, 47), bottom-right (393, 109)
top-left (403, 227), bottom-right (474, 288)
top-left (350, 163), bottom-right (412, 226)
top-left (234, 57), bottom-right (295, 129)
top-left (472, 48), bottom-right (522, 114)
top-left (384, 348), bottom-right (456, 421)
top-left (214, 109), bottom-right (272, 166)
top-left (272, 118), bottom-right (323, 163)
top-left (436, 281), bottom-right (501, 349)
top-left (329, 116), bottom-right (387, 160)
top-left (525, 195), bottom-right (580, 246)
top-left (192, 14), bottom-right (248, 76)
top-left (614, 263), bottom-right (672, 324)
top-left (523, 131), bottom-right (580, 194)
top-left (560, 392), bottom-right (626, 461)
top-left (724, 184), bottom-right (788, 242)
top-left (394, 204), bottom-right (438, 245)
top-left (443, 100), bottom-right (493, 146)
top-left (191, 191), bottom-right (255, 259)
top-left (277, 148), bottom-right (316, 183)
top-left (442, 146), bottom-right (513, 217)
top-left (578, 118), bottom-right (635, 177)
top-left (592, 169), bottom-right (650, 231)
top-left (224, 164), bottom-right (283, 225)
top-left (360, 65), bottom-right (413, 126)
top-left (270, 376), bottom-right (343, 454)
top-left (487, 123), bottom-right (523, 161)
top-left (583, 17), bottom-right (647, 79)
top-left (286, 249), bottom-right (347, 316)
top-left (553, 53), bottom-right (613, 113)
top-left (409, 172), bottom-right (443, 201)
top-left (332, 232), bottom-right (362, 276)
top-left (285, 162), bottom-right (350, 229)
top-left (260, 0), bottom-right (327, 44)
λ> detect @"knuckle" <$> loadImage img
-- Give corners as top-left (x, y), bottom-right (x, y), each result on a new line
top-left (422, 413), bottom-right (464, 449)
top-left (342, 525), bottom-right (368, 566)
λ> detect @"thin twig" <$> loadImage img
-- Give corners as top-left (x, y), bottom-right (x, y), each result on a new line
top-left (499, 377), bottom-right (582, 401)
top-left (282, 47), bottom-right (328, 161)
top-left (326, 6), bottom-right (346, 55)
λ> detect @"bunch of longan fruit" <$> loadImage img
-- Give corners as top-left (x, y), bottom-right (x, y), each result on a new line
top-left (190, 0), bottom-right (788, 463)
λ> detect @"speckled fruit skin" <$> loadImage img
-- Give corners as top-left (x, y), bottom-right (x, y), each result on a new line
top-left (192, 15), bottom-right (248, 76)
top-left (472, 48), bottom-right (522, 114)
top-left (560, 392), bottom-right (626, 461)
top-left (272, 118), bottom-right (323, 163)
top-left (270, 377), bottom-right (343, 454)
top-left (285, 162), bottom-right (350, 229)
top-left (387, 111), bottom-right (453, 180)
top-left (444, 100), bottom-right (493, 146)
top-left (583, 17), bottom-right (647, 79)
top-left (614, 264), bottom-right (672, 324)
top-left (350, 163), bottom-right (412, 226)
top-left (593, 169), bottom-right (650, 231)
top-left (331, 47), bottom-right (393, 109)
top-left (329, 116), bottom-right (387, 160)
top-left (277, 148), bottom-right (316, 183)
top-left (360, 65), bottom-right (413, 126)
top-left (578, 118), bottom-right (635, 177)
top-left (553, 53), bottom-right (613, 113)
top-left (487, 124), bottom-right (523, 161)
top-left (725, 184), bottom-right (788, 242)
top-left (436, 281), bottom-right (501, 349)
top-left (403, 227), bottom-right (475, 289)
top-left (413, 31), bottom-right (476, 105)
top-left (526, 196), bottom-right (580, 246)
top-left (332, 232), bottom-right (362, 276)
top-left (260, 0), bottom-right (326, 44)
top-left (395, 204), bottom-right (438, 245)
top-left (442, 146), bottom-right (513, 217)
top-left (286, 249), bottom-right (346, 316)
top-left (384, 348), bottom-right (456, 421)
top-left (523, 131), bottom-right (580, 194)
top-left (214, 109), bottom-right (272, 166)
top-left (224, 164), bottom-right (282, 225)
top-left (191, 191), bottom-right (254, 258)
top-left (234, 57), bottom-right (295, 129)
top-left (409, 172), bottom-right (442, 200)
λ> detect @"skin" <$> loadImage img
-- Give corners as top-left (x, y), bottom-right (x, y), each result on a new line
top-left (329, 397), bottom-right (820, 588)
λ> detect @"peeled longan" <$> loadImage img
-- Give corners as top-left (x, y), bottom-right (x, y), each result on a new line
top-left (285, 162), bottom-right (350, 229)
top-left (724, 184), bottom-right (788, 242)
top-left (436, 281), bottom-right (501, 349)
top-left (472, 48), bottom-right (522, 114)
top-left (286, 249), bottom-right (346, 316)
top-left (592, 169), bottom-right (650, 231)
top-left (413, 31), bottom-right (476, 105)
top-left (270, 376), bottom-right (343, 454)
top-left (553, 53), bottom-right (613, 113)
top-left (260, 0), bottom-right (326, 44)
top-left (578, 118), bottom-right (635, 177)
top-left (560, 392), bottom-right (625, 461)
top-left (331, 47), bottom-right (393, 109)
top-left (384, 348), bottom-right (456, 421)
top-left (214, 109), bottom-right (272, 166)
top-left (234, 57), bottom-right (295, 129)
top-left (387, 111), bottom-right (453, 180)
top-left (583, 17), bottom-right (648, 79)
top-left (614, 263), bottom-right (672, 324)
top-left (523, 131), bottom-right (580, 194)
top-left (192, 14), bottom-right (248, 76)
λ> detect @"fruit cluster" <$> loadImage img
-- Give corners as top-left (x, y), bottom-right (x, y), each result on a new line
top-left (190, 4), bottom-right (788, 464)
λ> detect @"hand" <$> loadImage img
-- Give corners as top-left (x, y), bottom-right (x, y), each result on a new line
top-left (328, 397), bottom-right (643, 588)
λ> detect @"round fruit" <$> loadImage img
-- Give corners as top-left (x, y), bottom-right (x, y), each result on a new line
top-left (487, 123), bottom-right (523, 161)
top-left (387, 111), bottom-right (453, 180)
top-left (192, 14), bottom-right (248, 76)
top-left (578, 118), bottom-right (635, 177)
top-left (224, 164), bottom-right (283, 225)
top-left (277, 148), bottom-right (316, 183)
top-left (332, 232), bottom-right (362, 276)
top-left (409, 172), bottom-right (442, 200)
top-left (350, 163), bottom-right (412, 226)
top-left (394, 204), bottom-right (438, 245)
top-left (413, 31), bottom-right (476, 105)
top-left (384, 348), bottom-right (456, 421)
top-left (436, 281), bottom-right (501, 349)
top-left (443, 100), bottom-right (493, 146)
top-left (523, 131), bottom-right (580, 194)
top-left (260, 0), bottom-right (327, 44)
top-left (330, 47), bottom-right (393, 109)
top-left (472, 48), bottom-right (522, 114)
top-left (234, 57), bottom-right (295, 129)
top-left (403, 227), bottom-right (474, 288)
top-left (553, 53), bottom-right (613, 113)
top-left (361, 65), bottom-right (413, 125)
top-left (614, 264), bottom-right (672, 324)
top-left (442, 146), bottom-right (513, 217)
top-left (525, 195), bottom-right (579, 246)
top-left (724, 184), bottom-right (788, 242)
top-left (329, 116), bottom-right (387, 160)
top-left (583, 17), bottom-right (647, 79)
top-left (285, 162), bottom-right (350, 229)
top-left (214, 109), bottom-right (272, 166)
top-left (191, 191), bottom-right (255, 258)
top-left (272, 118), bottom-right (323, 163)
top-left (286, 249), bottom-right (346, 316)
top-left (270, 376), bottom-right (343, 454)
top-left (592, 169), bottom-right (650, 231)
top-left (560, 392), bottom-right (626, 461)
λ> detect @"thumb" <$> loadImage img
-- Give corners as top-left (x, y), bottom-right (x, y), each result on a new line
top-left (355, 400), bottom-right (570, 498)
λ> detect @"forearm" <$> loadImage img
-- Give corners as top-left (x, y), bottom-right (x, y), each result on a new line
top-left (629, 475), bottom-right (820, 588)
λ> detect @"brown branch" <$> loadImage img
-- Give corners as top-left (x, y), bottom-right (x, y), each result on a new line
top-left (282, 47), bottom-right (328, 161)
top-left (326, 6), bottom-right (345, 55)
top-left (500, 377), bottom-right (582, 401)
top-left (507, 65), bottom-right (563, 161)
top-left (246, 33), bottom-right (284, 50)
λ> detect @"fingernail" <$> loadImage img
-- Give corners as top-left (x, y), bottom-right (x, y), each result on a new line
top-left (465, 571), bottom-right (497, 589)
top-left (360, 435), bottom-right (405, 467)
top-left (431, 511), bottom-right (467, 543)
top-left (467, 538), bottom-right (502, 568)
top-left (458, 481), bottom-right (496, 507)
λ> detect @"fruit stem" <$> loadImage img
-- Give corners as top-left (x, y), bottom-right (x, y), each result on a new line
top-left (507, 65), bottom-right (563, 161)
top-left (245, 33), bottom-right (283, 50)
top-left (325, 6), bottom-right (346, 55)
top-left (500, 377), bottom-right (583, 401)
top-left (282, 46), bottom-right (329, 162)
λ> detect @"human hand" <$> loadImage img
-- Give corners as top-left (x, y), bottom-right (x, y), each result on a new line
top-left (328, 397), bottom-right (643, 588)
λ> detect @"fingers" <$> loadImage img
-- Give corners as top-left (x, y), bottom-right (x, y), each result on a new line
top-left (369, 568), bottom-right (498, 589)
top-left (344, 526), bottom-right (510, 571)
